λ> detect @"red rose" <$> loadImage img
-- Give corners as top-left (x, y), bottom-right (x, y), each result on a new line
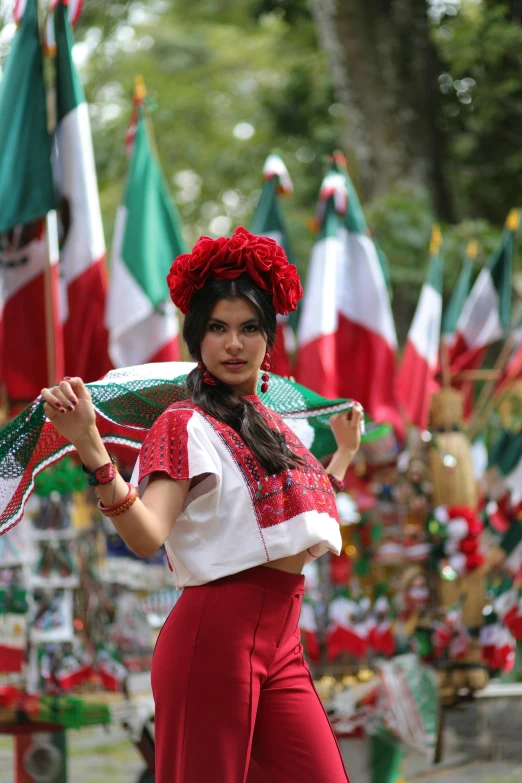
top-left (243, 237), bottom-right (280, 290)
top-left (166, 225), bottom-right (303, 314)
top-left (210, 252), bottom-right (246, 280)
top-left (271, 265), bottom-right (303, 314)
top-left (186, 236), bottom-right (229, 283)
top-left (224, 226), bottom-right (252, 263)
top-left (167, 254), bottom-right (195, 313)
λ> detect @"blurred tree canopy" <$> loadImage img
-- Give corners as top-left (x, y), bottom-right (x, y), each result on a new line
top-left (0, 0), bottom-right (521, 339)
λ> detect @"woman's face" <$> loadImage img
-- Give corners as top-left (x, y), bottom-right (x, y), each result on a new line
top-left (200, 296), bottom-right (267, 395)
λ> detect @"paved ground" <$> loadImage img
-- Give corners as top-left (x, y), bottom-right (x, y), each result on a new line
top-left (1, 727), bottom-right (522, 783)
top-left (407, 763), bottom-right (522, 783)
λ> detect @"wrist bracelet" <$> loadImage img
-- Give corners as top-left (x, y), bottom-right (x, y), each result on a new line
top-left (98, 482), bottom-right (138, 517)
top-left (327, 473), bottom-right (344, 493)
top-left (82, 454), bottom-right (118, 486)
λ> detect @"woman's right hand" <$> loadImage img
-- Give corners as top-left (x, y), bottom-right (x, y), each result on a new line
top-left (41, 377), bottom-right (97, 447)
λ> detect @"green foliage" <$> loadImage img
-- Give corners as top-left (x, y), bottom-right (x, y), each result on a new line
top-left (436, 2), bottom-right (522, 223)
top-left (67, 0), bottom-right (342, 273)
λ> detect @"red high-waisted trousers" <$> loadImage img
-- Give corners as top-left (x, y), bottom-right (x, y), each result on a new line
top-left (152, 565), bottom-right (350, 783)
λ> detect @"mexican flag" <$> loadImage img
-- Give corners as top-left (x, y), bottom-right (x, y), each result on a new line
top-left (0, 0), bottom-right (63, 405)
top-left (496, 313), bottom-right (522, 392)
top-left (442, 240), bottom-right (476, 348)
top-left (250, 153), bottom-right (295, 377)
top-left (501, 521), bottom-right (522, 577)
top-left (296, 158), bottom-right (401, 434)
top-left (449, 211), bottom-right (518, 374)
top-left (396, 226), bottom-right (443, 430)
top-left (0, 586), bottom-right (28, 673)
top-left (490, 428), bottom-right (522, 502)
top-left (52, 0), bottom-right (112, 382)
top-left (106, 86), bottom-right (183, 367)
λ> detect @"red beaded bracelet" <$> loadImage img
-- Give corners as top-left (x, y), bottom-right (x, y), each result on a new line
top-left (82, 454), bottom-right (118, 486)
top-left (327, 473), bottom-right (344, 493)
top-left (98, 482), bottom-right (138, 518)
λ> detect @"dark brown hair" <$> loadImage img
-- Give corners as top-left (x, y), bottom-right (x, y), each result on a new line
top-left (183, 274), bottom-right (301, 475)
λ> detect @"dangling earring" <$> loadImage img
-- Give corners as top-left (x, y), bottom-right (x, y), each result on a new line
top-left (261, 352), bottom-right (271, 394)
top-left (196, 353), bottom-right (218, 386)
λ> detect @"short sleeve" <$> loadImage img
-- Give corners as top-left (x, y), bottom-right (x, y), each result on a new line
top-left (137, 405), bottom-right (218, 486)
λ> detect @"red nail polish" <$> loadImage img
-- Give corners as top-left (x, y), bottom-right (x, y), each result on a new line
top-left (67, 405), bottom-right (73, 411)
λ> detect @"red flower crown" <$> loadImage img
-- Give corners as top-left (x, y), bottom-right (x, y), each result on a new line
top-left (167, 226), bottom-right (303, 315)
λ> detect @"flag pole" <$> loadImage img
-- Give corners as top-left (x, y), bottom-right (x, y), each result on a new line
top-left (467, 210), bottom-right (520, 440)
top-left (467, 335), bottom-right (514, 441)
top-left (136, 74), bottom-right (187, 360)
top-left (40, 1), bottom-right (64, 388)
top-left (440, 342), bottom-right (451, 388)
top-left (43, 211), bottom-right (64, 387)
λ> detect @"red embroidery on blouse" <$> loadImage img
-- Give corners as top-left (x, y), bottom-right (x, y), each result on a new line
top-left (138, 400), bottom-right (339, 533)
top-left (138, 406), bottom-right (192, 483)
top-left (247, 407), bottom-right (339, 530)
top-left (196, 401), bottom-right (339, 530)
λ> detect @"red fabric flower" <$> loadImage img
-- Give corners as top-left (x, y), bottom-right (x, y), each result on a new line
top-left (272, 268), bottom-right (303, 315)
top-left (465, 552), bottom-right (485, 571)
top-left (167, 226), bottom-right (302, 315)
top-left (441, 504), bottom-right (485, 574)
top-left (467, 518), bottom-right (484, 537)
top-left (459, 535), bottom-right (479, 555)
top-left (448, 506), bottom-right (475, 524)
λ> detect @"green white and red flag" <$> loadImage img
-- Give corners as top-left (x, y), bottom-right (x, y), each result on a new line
top-left (449, 211), bottom-right (518, 375)
top-left (50, 0), bottom-right (112, 382)
top-left (295, 157), bottom-right (402, 434)
top-left (489, 258), bottom-right (522, 393)
top-left (250, 153), bottom-right (295, 377)
top-left (106, 85), bottom-right (184, 367)
top-left (442, 240), bottom-right (476, 348)
top-left (396, 227), bottom-right (443, 430)
top-left (497, 314), bottom-right (522, 391)
top-left (0, 0), bottom-right (63, 407)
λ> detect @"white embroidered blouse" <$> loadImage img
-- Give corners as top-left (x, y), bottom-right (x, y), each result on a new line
top-left (132, 395), bottom-right (342, 589)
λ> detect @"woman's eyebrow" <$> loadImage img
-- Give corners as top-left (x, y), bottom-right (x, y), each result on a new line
top-left (207, 317), bottom-right (259, 326)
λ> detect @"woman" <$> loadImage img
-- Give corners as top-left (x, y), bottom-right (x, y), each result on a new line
top-left (41, 227), bottom-right (362, 783)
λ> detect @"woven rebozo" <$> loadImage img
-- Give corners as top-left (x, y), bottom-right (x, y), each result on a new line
top-left (0, 362), bottom-right (376, 534)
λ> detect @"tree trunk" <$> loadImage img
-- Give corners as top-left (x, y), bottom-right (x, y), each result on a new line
top-left (309, 0), bottom-right (457, 221)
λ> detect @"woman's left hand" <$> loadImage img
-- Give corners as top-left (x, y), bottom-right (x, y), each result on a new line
top-left (330, 404), bottom-right (364, 455)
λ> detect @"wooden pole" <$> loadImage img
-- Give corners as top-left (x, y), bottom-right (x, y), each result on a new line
top-left (467, 336), bottom-right (514, 441)
top-left (440, 340), bottom-right (451, 388)
top-left (469, 373), bottom-right (520, 442)
top-left (41, 4), bottom-right (62, 390)
top-left (43, 212), bottom-right (64, 388)
top-left (454, 369), bottom-right (502, 381)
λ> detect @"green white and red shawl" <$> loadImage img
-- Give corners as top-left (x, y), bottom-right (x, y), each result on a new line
top-left (0, 362), bottom-right (382, 535)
